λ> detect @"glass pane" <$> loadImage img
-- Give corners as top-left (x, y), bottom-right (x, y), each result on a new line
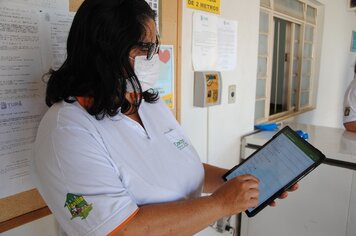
top-left (294, 24), bottom-right (300, 41)
top-left (294, 24), bottom-right (301, 54)
top-left (294, 41), bottom-right (300, 56)
top-left (306, 5), bottom-right (316, 24)
top-left (292, 23), bottom-right (301, 98)
top-left (255, 100), bottom-right (266, 120)
top-left (301, 74), bottom-right (310, 90)
top-left (259, 34), bottom-right (268, 55)
top-left (291, 74), bottom-right (297, 108)
top-left (257, 57), bottom-right (267, 77)
top-left (304, 42), bottom-right (313, 58)
top-left (302, 59), bottom-right (311, 75)
top-left (300, 91), bottom-right (310, 107)
top-left (259, 11), bottom-right (269, 33)
top-left (256, 79), bottom-right (266, 98)
top-left (291, 91), bottom-right (296, 108)
top-left (304, 25), bottom-right (314, 42)
top-left (274, 0), bottom-right (304, 20)
top-left (261, 0), bottom-right (271, 8)
top-left (293, 58), bottom-right (299, 75)
top-left (292, 74), bottom-right (298, 91)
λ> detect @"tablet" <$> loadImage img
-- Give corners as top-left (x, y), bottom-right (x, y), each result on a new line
top-left (223, 126), bottom-right (326, 217)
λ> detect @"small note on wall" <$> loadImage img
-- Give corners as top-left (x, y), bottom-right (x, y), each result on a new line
top-left (186, 0), bottom-right (220, 15)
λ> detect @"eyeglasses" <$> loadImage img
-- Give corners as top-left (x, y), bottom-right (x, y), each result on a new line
top-left (136, 35), bottom-right (160, 60)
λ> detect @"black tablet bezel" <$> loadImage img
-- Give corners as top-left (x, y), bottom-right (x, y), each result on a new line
top-left (222, 125), bottom-right (326, 217)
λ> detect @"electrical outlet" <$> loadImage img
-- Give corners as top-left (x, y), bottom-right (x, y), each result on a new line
top-left (228, 85), bottom-right (236, 104)
top-left (211, 217), bottom-right (235, 235)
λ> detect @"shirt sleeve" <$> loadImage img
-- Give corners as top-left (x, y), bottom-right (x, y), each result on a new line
top-left (344, 82), bottom-right (356, 123)
top-left (38, 125), bottom-right (138, 236)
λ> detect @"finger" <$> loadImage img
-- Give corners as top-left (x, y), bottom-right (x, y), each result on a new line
top-left (239, 174), bottom-right (259, 183)
top-left (288, 183), bottom-right (299, 192)
top-left (278, 191), bottom-right (288, 199)
top-left (248, 189), bottom-right (259, 199)
top-left (249, 198), bottom-right (259, 208)
top-left (244, 180), bottom-right (259, 189)
top-left (269, 200), bottom-right (276, 207)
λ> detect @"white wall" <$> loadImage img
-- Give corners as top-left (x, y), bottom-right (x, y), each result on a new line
top-left (2, 215), bottom-right (58, 236)
top-left (180, 0), bottom-right (356, 171)
top-left (180, 0), bottom-right (260, 168)
top-left (296, 0), bottom-right (356, 128)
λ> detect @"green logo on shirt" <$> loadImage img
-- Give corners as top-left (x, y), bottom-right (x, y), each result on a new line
top-left (174, 139), bottom-right (189, 150)
top-left (64, 193), bottom-right (93, 220)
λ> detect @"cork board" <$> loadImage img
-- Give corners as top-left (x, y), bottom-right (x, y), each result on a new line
top-left (0, 0), bottom-right (182, 233)
top-left (0, 189), bottom-right (50, 233)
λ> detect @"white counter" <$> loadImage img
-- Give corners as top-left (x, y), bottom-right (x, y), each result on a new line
top-left (240, 122), bottom-right (356, 236)
top-left (243, 122), bottom-right (356, 165)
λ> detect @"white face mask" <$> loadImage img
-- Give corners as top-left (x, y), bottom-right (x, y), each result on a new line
top-left (127, 54), bottom-right (160, 92)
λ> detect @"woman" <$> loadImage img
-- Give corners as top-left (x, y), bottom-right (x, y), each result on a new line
top-left (343, 62), bottom-right (356, 132)
top-left (33, 0), bottom-right (296, 235)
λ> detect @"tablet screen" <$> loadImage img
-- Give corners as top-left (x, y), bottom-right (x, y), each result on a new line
top-left (223, 126), bottom-right (325, 217)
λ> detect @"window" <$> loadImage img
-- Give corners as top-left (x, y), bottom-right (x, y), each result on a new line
top-left (349, 0), bottom-right (356, 10)
top-left (255, 0), bottom-right (319, 123)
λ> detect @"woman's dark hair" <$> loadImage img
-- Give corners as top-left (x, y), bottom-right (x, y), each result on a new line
top-left (45, 0), bottom-right (159, 119)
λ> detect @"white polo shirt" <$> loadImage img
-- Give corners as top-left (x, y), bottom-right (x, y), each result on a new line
top-left (344, 78), bottom-right (356, 124)
top-left (32, 99), bottom-right (204, 236)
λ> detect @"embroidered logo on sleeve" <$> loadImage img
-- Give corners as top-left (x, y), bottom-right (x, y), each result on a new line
top-left (64, 193), bottom-right (93, 220)
top-left (345, 107), bottom-right (351, 116)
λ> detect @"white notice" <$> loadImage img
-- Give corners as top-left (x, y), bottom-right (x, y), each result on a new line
top-left (145, 0), bottom-right (159, 32)
top-left (0, 4), bottom-right (47, 198)
top-left (192, 12), bottom-right (238, 71)
top-left (217, 19), bottom-right (238, 71)
top-left (39, 11), bottom-right (75, 71)
top-left (8, 0), bottom-right (69, 11)
top-left (192, 12), bottom-right (218, 71)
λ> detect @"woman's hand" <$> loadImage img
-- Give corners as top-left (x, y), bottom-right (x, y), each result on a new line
top-left (211, 174), bottom-right (259, 216)
top-left (269, 183), bottom-right (299, 207)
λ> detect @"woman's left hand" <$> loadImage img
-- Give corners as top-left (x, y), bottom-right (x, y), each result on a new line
top-left (269, 183), bottom-right (299, 207)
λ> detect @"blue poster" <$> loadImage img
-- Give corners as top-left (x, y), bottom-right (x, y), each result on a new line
top-left (154, 45), bottom-right (175, 108)
top-left (352, 31), bottom-right (356, 52)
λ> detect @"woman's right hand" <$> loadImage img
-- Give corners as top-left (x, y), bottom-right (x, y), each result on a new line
top-left (211, 174), bottom-right (259, 216)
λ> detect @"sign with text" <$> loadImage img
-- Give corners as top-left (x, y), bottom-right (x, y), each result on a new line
top-left (187, 0), bottom-right (220, 14)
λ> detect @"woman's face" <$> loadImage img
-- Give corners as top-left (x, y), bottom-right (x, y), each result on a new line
top-left (128, 19), bottom-right (158, 68)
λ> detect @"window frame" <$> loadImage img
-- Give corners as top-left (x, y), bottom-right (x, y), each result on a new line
top-left (255, 0), bottom-right (319, 124)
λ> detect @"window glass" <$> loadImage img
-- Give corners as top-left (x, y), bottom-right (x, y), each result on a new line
top-left (255, 100), bottom-right (266, 120)
top-left (300, 91), bottom-right (310, 107)
top-left (301, 74), bottom-right (310, 90)
top-left (302, 59), bottom-right (312, 75)
top-left (304, 25), bottom-right (314, 42)
top-left (256, 79), bottom-right (266, 98)
top-left (260, 11), bottom-right (269, 33)
top-left (291, 23), bottom-right (301, 109)
top-left (306, 5), bottom-right (316, 24)
top-left (304, 42), bottom-right (313, 58)
top-left (259, 35), bottom-right (268, 55)
top-left (261, 0), bottom-right (271, 8)
top-left (258, 57), bottom-right (268, 77)
top-left (274, 0), bottom-right (305, 20)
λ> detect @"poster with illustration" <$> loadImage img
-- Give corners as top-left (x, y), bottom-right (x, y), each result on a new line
top-left (155, 45), bottom-right (175, 109)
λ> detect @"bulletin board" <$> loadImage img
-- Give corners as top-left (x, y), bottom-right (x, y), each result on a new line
top-left (0, 0), bottom-right (182, 233)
